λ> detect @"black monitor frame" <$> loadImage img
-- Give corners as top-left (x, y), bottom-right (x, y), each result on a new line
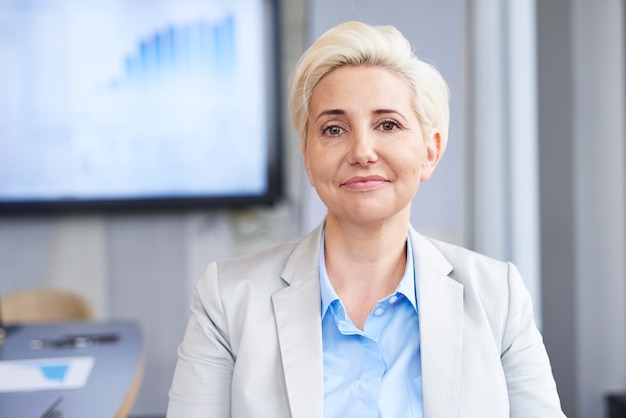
top-left (0, 0), bottom-right (283, 215)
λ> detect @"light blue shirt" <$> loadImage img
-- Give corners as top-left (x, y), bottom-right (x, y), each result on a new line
top-left (319, 233), bottom-right (424, 418)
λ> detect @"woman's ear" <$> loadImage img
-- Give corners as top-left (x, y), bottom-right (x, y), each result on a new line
top-left (420, 131), bottom-right (443, 181)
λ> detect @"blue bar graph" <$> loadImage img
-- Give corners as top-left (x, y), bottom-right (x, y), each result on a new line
top-left (124, 15), bottom-right (235, 83)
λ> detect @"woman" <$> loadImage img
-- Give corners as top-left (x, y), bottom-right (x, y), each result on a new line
top-left (167, 21), bottom-right (565, 417)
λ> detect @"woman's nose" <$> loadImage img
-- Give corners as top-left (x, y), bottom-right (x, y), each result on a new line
top-left (347, 128), bottom-right (378, 166)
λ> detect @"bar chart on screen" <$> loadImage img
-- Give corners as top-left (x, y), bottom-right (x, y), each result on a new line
top-left (123, 16), bottom-right (236, 83)
top-left (0, 0), bottom-right (274, 207)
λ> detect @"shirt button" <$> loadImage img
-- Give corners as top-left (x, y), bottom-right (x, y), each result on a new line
top-left (389, 295), bottom-right (399, 304)
top-left (374, 307), bottom-right (385, 316)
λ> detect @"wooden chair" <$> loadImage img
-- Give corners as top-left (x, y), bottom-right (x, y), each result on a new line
top-left (0, 288), bottom-right (94, 324)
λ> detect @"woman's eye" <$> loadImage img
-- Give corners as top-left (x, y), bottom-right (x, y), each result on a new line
top-left (323, 125), bottom-right (344, 136)
top-left (379, 120), bottom-right (399, 131)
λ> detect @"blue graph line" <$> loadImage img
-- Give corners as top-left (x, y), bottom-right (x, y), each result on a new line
top-left (124, 15), bottom-right (235, 83)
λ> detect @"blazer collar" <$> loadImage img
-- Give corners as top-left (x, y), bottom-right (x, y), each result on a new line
top-left (272, 223), bottom-right (465, 418)
top-left (272, 223), bottom-right (325, 418)
top-left (409, 227), bottom-right (464, 417)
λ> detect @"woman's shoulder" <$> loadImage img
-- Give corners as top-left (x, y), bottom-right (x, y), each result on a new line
top-left (418, 234), bottom-right (535, 349)
top-left (211, 239), bottom-right (301, 281)
top-left (211, 223), bottom-right (323, 285)
top-left (426, 237), bottom-right (509, 269)
top-left (413, 230), bottom-right (508, 270)
top-left (415, 232), bottom-right (521, 299)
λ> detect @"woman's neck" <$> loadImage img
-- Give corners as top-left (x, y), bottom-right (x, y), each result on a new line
top-left (322, 213), bottom-right (410, 329)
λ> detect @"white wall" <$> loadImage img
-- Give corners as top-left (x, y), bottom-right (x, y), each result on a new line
top-left (468, 0), bottom-right (542, 325)
top-left (571, 0), bottom-right (626, 416)
top-left (538, 0), bottom-right (626, 416)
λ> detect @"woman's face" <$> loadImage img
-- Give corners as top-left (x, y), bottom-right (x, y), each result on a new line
top-left (303, 65), bottom-right (441, 226)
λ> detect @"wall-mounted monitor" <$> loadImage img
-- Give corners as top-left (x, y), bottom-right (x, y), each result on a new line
top-left (0, 0), bottom-right (282, 213)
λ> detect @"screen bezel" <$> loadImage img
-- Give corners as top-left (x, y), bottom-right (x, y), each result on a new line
top-left (0, 0), bottom-right (283, 215)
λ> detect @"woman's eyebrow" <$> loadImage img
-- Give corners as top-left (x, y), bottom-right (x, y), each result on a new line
top-left (315, 108), bottom-right (408, 121)
top-left (372, 109), bottom-right (408, 120)
top-left (315, 109), bottom-right (345, 120)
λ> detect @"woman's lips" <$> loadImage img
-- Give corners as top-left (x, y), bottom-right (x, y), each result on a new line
top-left (341, 175), bottom-right (388, 191)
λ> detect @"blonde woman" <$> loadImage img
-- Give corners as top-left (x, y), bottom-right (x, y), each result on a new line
top-left (168, 21), bottom-right (565, 418)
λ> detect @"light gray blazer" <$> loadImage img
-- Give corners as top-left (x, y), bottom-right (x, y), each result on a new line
top-left (167, 223), bottom-right (565, 418)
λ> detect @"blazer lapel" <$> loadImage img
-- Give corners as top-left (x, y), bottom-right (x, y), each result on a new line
top-left (272, 225), bottom-right (324, 418)
top-left (410, 229), bottom-right (464, 417)
top-left (271, 225), bottom-right (464, 417)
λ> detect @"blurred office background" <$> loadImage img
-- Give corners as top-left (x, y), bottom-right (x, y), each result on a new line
top-left (0, 0), bottom-right (624, 417)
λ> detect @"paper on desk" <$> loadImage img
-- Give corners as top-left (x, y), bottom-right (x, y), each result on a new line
top-left (0, 356), bottom-right (94, 392)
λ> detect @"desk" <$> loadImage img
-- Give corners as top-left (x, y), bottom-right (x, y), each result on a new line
top-left (0, 319), bottom-right (143, 418)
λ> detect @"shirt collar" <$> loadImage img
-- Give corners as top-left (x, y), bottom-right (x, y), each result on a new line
top-left (319, 229), bottom-right (418, 318)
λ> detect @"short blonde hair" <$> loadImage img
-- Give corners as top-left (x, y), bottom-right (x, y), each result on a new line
top-left (288, 21), bottom-right (450, 152)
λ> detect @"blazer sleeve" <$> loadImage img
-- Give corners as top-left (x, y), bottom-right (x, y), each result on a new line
top-left (167, 261), bottom-right (233, 418)
top-left (501, 262), bottom-right (566, 418)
